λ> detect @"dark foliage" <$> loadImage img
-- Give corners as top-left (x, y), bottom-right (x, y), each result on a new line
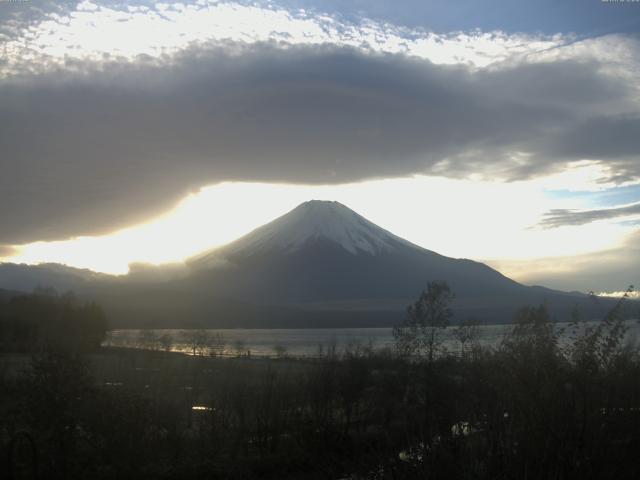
top-left (0, 287), bottom-right (639, 479)
top-left (0, 288), bottom-right (107, 353)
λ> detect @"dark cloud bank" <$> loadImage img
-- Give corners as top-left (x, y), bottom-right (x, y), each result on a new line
top-left (1, 41), bottom-right (639, 244)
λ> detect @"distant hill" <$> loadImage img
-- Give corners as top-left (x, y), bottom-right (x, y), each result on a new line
top-left (0, 262), bottom-right (114, 293)
top-left (0, 201), bottom-right (627, 327)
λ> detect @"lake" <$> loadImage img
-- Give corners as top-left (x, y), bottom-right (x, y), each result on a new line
top-left (105, 319), bottom-right (640, 357)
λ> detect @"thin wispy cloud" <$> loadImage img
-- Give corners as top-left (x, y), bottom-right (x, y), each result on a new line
top-left (539, 202), bottom-right (640, 229)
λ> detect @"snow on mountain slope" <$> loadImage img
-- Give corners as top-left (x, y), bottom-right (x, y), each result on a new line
top-left (194, 200), bottom-right (423, 267)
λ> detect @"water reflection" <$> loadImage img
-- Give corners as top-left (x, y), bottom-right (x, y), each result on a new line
top-left (191, 405), bottom-right (213, 412)
top-left (103, 320), bottom-right (640, 358)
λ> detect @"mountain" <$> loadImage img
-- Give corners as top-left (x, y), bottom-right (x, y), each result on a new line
top-left (184, 200), bottom-right (617, 324)
top-left (189, 201), bottom-right (516, 301)
top-left (0, 201), bottom-right (624, 327)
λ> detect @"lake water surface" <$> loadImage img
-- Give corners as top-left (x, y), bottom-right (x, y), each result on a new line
top-left (105, 319), bottom-right (640, 357)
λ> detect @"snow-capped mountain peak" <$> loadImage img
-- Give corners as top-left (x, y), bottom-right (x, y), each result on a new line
top-left (194, 200), bottom-right (420, 266)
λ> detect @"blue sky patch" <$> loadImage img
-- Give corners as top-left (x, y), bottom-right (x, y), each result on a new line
top-left (546, 183), bottom-right (640, 208)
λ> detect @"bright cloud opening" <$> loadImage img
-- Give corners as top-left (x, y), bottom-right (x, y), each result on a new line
top-left (4, 171), bottom-right (638, 279)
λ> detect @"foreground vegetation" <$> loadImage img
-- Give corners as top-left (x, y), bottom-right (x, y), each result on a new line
top-left (1, 287), bottom-right (639, 479)
top-left (0, 288), bottom-right (107, 353)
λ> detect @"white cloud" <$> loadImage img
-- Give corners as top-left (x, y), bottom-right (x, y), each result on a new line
top-left (0, 1), bottom-right (568, 79)
top-left (598, 290), bottom-right (640, 299)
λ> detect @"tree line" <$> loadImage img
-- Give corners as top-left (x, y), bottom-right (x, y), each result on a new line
top-left (0, 288), bottom-right (107, 353)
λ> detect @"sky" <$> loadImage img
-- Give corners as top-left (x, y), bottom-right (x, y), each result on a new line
top-left (0, 0), bottom-right (639, 293)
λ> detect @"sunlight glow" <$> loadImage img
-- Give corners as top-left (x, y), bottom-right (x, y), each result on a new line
top-left (4, 167), bottom-right (638, 277)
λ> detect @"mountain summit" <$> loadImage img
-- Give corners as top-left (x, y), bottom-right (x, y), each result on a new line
top-left (194, 200), bottom-right (418, 267)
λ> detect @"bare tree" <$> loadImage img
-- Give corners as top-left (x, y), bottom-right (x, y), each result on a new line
top-left (233, 338), bottom-right (247, 357)
top-left (182, 329), bottom-right (211, 356)
top-left (393, 281), bottom-right (454, 361)
top-left (209, 332), bottom-right (226, 357)
top-left (137, 329), bottom-right (159, 351)
top-left (273, 344), bottom-right (288, 359)
top-left (453, 317), bottom-right (480, 356)
top-left (159, 332), bottom-right (173, 352)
